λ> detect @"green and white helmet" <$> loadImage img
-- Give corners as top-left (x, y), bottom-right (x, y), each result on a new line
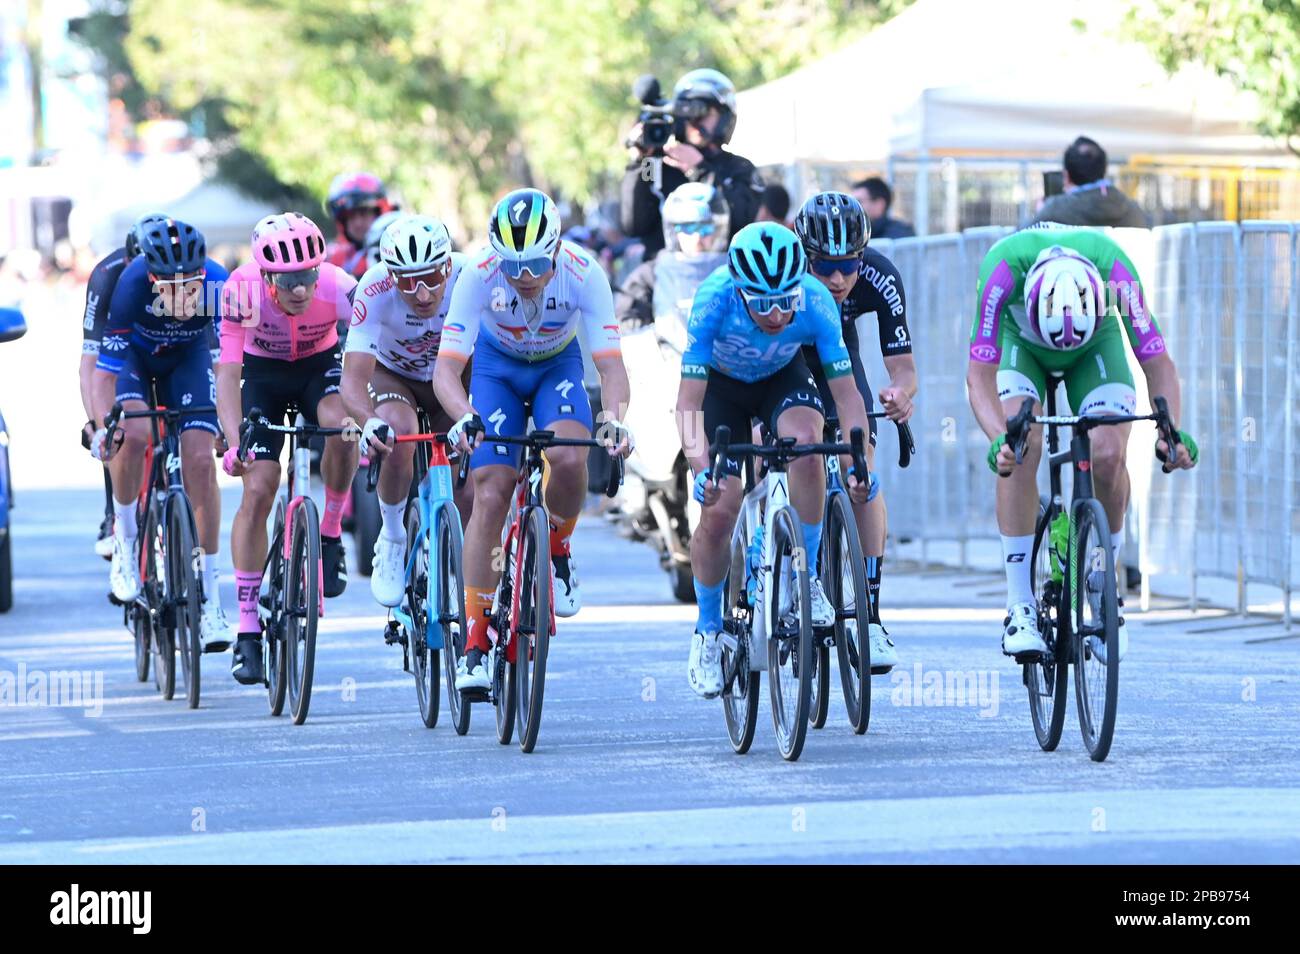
top-left (488, 188), bottom-right (561, 261)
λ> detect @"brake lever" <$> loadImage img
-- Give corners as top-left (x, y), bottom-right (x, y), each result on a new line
top-left (365, 425), bottom-right (389, 493)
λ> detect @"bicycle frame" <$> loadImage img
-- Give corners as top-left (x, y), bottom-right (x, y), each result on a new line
top-left (391, 437), bottom-right (460, 651)
top-left (730, 469), bottom-right (788, 671)
top-left (280, 419), bottom-right (325, 615)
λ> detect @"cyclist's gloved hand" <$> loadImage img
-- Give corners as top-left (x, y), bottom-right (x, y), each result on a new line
top-left (81, 419), bottom-right (96, 451)
top-left (599, 417), bottom-right (634, 458)
top-left (693, 468), bottom-right (723, 506)
top-left (222, 445), bottom-right (254, 477)
top-left (987, 433), bottom-right (1013, 476)
top-left (1156, 429), bottom-right (1199, 470)
top-left (448, 412), bottom-right (484, 453)
top-left (89, 427), bottom-right (111, 462)
top-left (361, 417), bottom-right (392, 455)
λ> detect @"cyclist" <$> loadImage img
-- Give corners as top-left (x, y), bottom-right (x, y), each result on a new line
top-left (79, 212), bottom-right (169, 558)
top-left (341, 213), bottom-right (473, 607)
top-left (433, 188), bottom-right (631, 692)
top-left (89, 217), bottom-right (231, 650)
top-left (678, 221), bottom-right (873, 698)
top-left (217, 212), bottom-right (359, 684)
top-left (968, 225), bottom-right (1197, 664)
top-left (324, 172), bottom-right (394, 279)
top-left (793, 191), bottom-right (917, 673)
top-left (360, 210), bottom-right (405, 271)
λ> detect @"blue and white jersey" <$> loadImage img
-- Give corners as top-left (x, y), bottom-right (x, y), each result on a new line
top-left (680, 266), bottom-right (851, 383)
top-left (96, 256), bottom-right (228, 373)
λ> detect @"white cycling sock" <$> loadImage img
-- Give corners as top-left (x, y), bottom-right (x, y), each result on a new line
top-left (1111, 529), bottom-right (1124, 567)
top-left (113, 500), bottom-right (137, 541)
top-left (1001, 533), bottom-right (1035, 607)
top-left (380, 500), bottom-right (407, 542)
top-left (201, 551), bottom-right (221, 607)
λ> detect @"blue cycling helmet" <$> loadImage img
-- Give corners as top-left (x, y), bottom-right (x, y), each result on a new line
top-left (139, 217), bottom-right (206, 275)
top-left (124, 212), bottom-right (170, 262)
top-left (727, 222), bottom-right (805, 296)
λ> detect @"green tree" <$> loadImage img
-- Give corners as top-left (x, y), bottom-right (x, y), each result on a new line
top-left (1126, 0), bottom-right (1300, 151)
top-left (111, 0), bottom-right (908, 236)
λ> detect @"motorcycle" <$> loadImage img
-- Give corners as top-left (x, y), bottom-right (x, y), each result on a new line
top-left (621, 253), bottom-right (723, 603)
top-left (0, 306), bottom-right (28, 612)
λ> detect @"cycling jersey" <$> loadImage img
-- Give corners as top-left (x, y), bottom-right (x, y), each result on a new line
top-left (841, 246), bottom-right (912, 358)
top-left (970, 227), bottom-right (1166, 365)
top-left (345, 253), bottom-right (466, 380)
top-left (81, 247), bottom-right (129, 356)
top-left (439, 241), bottom-right (621, 363)
top-left (326, 240), bottom-right (368, 279)
top-left (96, 257), bottom-right (229, 374)
top-left (219, 262), bottom-right (356, 363)
top-left (681, 267), bottom-right (851, 384)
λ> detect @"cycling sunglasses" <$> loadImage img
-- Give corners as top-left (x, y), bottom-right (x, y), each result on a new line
top-left (267, 267), bottom-right (320, 290)
top-left (391, 260), bottom-right (452, 294)
top-left (150, 270), bottom-right (206, 287)
top-left (740, 286), bottom-right (804, 316)
top-left (810, 255), bottom-right (862, 277)
top-left (674, 222), bottom-right (716, 236)
top-left (499, 256), bottom-right (554, 280)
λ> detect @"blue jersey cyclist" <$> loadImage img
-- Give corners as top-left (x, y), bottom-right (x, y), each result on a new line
top-left (676, 222), bottom-right (873, 699)
top-left (90, 218), bottom-right (231, 652)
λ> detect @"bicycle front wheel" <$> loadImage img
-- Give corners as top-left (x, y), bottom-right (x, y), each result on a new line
top-left (825, 492), bottom-right (871, 734)
top-left (1073, 498), bottom-right (1120, 761)
top-left (166, 494), bottom-right (203, 709)
top-left (264, 501), bottom-right (288, 717)
top-left (721, 526), bottom-right (759, 755)
top-left (1026, 503), bottom-right (1069, 751)
top-left (406, 500), bottom-right (438, 729)
top-left (768, 507), bottom-right (813, 762)
top-left (285, 499), bottom-right (321, 725)
top-left (142, 505), bottom-right (175, 701)
top-left (434, 502), bottom-right (470, 736)
top-left (515, 506), bottom-right (552, 754)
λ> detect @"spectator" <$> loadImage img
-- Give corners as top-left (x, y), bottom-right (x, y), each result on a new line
top-left (756, 183), bottom-right (792, 226)
top-left (852, 177), bottom-right (915, 239)
top-left (1032, 136), bottom-right (1151, 228)
top-left (621, 68), bottom-right (763, 259)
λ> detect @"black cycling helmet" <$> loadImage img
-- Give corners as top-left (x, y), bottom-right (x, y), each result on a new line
top-left (794, 192), bottom-right (870, 259)
top-left (673, 68), bottom-right (738, 145)
top-left (124, 212), bottom-right (169, 261)
top-left (138, 217), bottom-right (206, 275)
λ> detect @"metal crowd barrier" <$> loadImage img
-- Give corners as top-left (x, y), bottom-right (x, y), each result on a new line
top-left (864, 221), bottom-right (1298, 627)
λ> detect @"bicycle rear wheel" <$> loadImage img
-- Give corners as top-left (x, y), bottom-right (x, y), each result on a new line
top-left (1026, 503), bottom-right (1069, 751)
top-left (132, 605), bottom-right (151, 682)
top-left (721, 527), bottom-right (759, 755)
top-left (434, 502), bottom-right (470, 736)
top-left (1072, 498), bottom-right (1120, 761)
top-left (515, 507), bottom-right (552, 754)
top-left (768, 507), bottom-right (813, 762)
top-left (167, 494), bottom-right (203, 709)
top-left (825, 492), bottom-right (871, 734)
top-left (286, 499), bottom-right (321, 725)
top-left (406, 501), bottom-right (439, 729)
top-left (264, 502), bottom-right (288, 717)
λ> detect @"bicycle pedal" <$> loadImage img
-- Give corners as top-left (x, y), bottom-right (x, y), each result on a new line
top-left (107, 591), bottom-right (124, 606)
top-left (1012, 650), bottom-right (1046, 665)
top-left (460, 687), bottom-right (490, 703)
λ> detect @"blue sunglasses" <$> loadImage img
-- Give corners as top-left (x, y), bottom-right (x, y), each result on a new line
top-left (740, 286), bottom-right (804, 315)
top-left (674, 222), bottom-right (716, 236)
top-left (810, 255), bottom-right (862, 277)
top-left (500, 256), bottom-right (554, 280)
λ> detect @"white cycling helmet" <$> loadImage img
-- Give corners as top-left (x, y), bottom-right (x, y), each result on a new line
top-left (662, 182), bottom-right (729, 255)
top-left (363, 210), bottom-right (405, 268)
top-left (379, 214), bottom-right (452, 272)
top-left (1023, 246), bottom-right (1104, 350)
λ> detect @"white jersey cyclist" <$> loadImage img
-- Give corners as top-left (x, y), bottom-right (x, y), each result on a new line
top-left (346, 252), bottom-right (467, 380)
top-left (439, 240), bottom-right (622, 364)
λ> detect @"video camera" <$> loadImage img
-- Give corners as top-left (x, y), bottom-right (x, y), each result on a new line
top-left (626, 75), bottom-right (680, 155)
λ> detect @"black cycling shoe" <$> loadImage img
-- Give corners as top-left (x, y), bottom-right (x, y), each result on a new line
top-left (231, 634), bottom-right (265, 685)
top-left (321, 535), bottom-right (348, 598)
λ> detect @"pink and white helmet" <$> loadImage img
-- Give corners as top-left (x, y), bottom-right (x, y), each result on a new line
top-left (251, 212), bottom-right (327, 272)
top-left (1023, 246), bottom-right (1104, 350)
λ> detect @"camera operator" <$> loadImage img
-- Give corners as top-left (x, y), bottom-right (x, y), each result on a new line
top-left (621, 69), bottom-right (763, 259)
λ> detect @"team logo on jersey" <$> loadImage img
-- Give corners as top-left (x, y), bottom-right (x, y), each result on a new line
top-left (538, 321), bottom-right (567, 334)
top-left (351, 301), bottom-right (367, 326)
top-left (500, 324), bottom-right (529, 341)
top-left (103, 336), bottom-right (128, 352)
top-left (444, 322), bottom-right (466, 333)
top-left (830, 358), bottom-right (852, 374)
top-left (555, 379), bottom-right (575, 400)
top-left (970, 344), bottom-right (999, 362)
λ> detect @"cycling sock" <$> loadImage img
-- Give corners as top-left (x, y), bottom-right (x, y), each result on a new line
top-left (113, 499), bottom-right (137, 540)
top-left (801, 521), bottom-right (823, 575)
top-left (465, 586), bottom-right (495, 653)
top-left (235, 570), bottom-right (262, 634)
top-left (380, 499), bottom-right (406, 542)
top-left (1111, 529), bottom-right (1124, 567)
top-left (321, 487), bottom-right (348, 538)
top-left (1001, 533), bottom-right (1035, 606)
top-left (866, 555), bottom-right (883, 625)
top-left (694, 577), bottom-right (725, 633)
top-left (201, 551), bottom-right (221, 607)
top-left (549, 513), bottom-right (579, 557)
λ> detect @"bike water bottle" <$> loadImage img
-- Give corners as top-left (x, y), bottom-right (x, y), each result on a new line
top-left (1048, 512), bottom-right (1069, 583)
top-left (745, 523), bottom-right (765, 604)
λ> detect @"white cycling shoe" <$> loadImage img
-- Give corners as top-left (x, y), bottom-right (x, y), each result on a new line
top-left (784, 577), bottom-right (836, 628)
top-left (370, 536), bottom-right (406, 608)
top-left (109, 534), bottom-right (141, 603)
top-left (687, 629), bottom-right (724, 699)
top-left (200, 601), bottom-right (233, 654)
top-left (552, 552), bottom-right (581, 617)
top-left (867, 623), bottom-right (898, 673)
top-left (455, 646), bottom-right (492, 692)
top-left (1001, 601), bottom-right (1046, 657)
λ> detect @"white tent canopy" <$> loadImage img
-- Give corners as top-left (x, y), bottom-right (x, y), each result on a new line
top-left (102, 180), bottom-right (274, 252)
top-left (729, 0), bottom-right (1284, 166)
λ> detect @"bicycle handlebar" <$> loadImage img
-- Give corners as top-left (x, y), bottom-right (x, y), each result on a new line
top-left (1004, 394), bottom-right (1186, 474)
top-left (366, 431), bottom-right (472, 492)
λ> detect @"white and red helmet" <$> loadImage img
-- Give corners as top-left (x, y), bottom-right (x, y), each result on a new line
top-left (251, 212), bottom-right (327, 272)
top-left (1023, 246), bottom-right (1104, 350)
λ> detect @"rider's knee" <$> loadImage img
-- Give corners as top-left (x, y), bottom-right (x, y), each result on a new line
top-left (240, 471), bottom-right (279, 515)
top-left (471, 469), bottom-right (515, 518)
top-left (182, 444), bottom-right (215, 486)
top-left (118, 421), bottom-right (149, 457)
top-left (1091, 433), bottom-right (1128, 483)
top-left (542, 444), bottom-right (587, 481)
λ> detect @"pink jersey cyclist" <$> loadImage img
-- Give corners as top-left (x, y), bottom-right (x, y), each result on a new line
top-left (220, 260), bottom-right (355, 362)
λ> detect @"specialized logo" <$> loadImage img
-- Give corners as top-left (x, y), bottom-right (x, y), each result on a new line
top-left (555, 379), bottom-right (575, 400)
top-left (488, 407), bottom-right (508, 435)
top-left (511, 199), bottom-right (528, 224)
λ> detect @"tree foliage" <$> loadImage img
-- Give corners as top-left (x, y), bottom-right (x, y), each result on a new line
top-left (1126, 0), bottom-right (1300, 152)
top-left (105, 0), bottom-right (907, 235)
